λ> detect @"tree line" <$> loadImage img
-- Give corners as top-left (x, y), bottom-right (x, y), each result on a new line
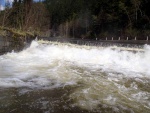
top-left (0, 0), bottom-right (150, 39)
top-left (0, 0), bottom-right (49, 36)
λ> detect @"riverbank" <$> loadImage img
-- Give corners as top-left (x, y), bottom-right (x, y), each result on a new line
top-left (0, 27), bottom-right (37, 55)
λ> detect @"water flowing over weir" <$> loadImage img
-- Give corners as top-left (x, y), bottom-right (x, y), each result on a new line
top-left (0, 40), bottom-right (150, 113)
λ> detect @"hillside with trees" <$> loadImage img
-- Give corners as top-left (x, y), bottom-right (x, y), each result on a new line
top-left (0, 0), bottom-right (150, 40)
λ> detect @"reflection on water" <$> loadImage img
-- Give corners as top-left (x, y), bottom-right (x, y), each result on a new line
top-left (0, 40), bottom-right (150, 113)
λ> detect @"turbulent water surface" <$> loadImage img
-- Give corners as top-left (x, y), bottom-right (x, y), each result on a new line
top-left (0, 40), bottom-right (150, 113)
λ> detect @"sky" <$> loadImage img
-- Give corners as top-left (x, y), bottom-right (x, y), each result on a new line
top-left (0, 0), bottom-right (41, 10)
top-left (0, 0), bottom-right (13, 6)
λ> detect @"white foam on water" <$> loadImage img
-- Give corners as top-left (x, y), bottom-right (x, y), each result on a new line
top-left (0, 40), bottom-right (150, 112)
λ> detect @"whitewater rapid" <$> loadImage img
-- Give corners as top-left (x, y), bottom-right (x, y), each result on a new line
top-left (0, 40), bottom-right (150, 113)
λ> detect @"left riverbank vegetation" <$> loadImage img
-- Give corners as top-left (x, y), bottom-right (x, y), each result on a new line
top-left (0, 0), bottom-right (150, 40)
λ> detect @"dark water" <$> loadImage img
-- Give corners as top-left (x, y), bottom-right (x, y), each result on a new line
top-left (0, 87), bottom-right (81, 113)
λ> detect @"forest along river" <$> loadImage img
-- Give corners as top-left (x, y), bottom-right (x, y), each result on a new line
top-left (0, 40), bottom-right (150, 113)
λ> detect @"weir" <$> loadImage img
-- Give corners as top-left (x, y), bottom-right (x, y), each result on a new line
top-left (1, 35), bottom-right (150, 55)
top-left (38, 36), bottom-right (150, 47)
top-left (1, 33), bottom-right (150, 57)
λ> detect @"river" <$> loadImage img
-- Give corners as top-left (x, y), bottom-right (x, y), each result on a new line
top-left (0, 40), bottom-right (150, 113)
